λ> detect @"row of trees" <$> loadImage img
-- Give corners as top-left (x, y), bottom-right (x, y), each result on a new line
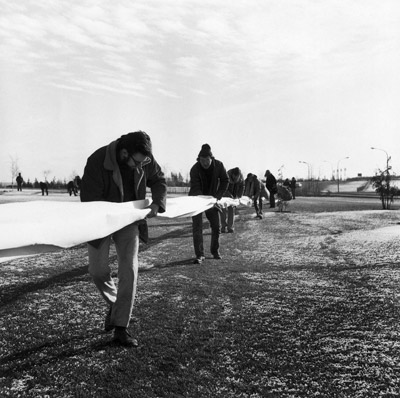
top-left (5, 170), bottom-right (189, 190)
top-left (7, 154), bottom-right (398, 209)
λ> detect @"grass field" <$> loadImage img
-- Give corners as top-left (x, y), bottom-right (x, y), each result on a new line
top-left (1, 196), bottom-right (400, 397)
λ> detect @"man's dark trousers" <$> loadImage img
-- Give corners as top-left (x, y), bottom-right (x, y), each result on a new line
top-left (192, 207), bottom-right (221, 258)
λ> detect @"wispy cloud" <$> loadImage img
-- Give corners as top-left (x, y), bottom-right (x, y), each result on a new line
top-left (157, 87), bottom-right (180, 99)
top-left (0, 0), bottom-right (399, 98)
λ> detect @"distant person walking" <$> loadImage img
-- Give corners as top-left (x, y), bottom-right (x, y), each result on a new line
top-left (264, 170), bottom-right (277, 208)
top-left (221, 167), bottom-right (244, 233)
top-left (16, 173), bottom-right (23, 191)
top-left (189, 143), bottom-right (229, 264)
top-left (67, 181), bottom-right (78, 196)
top-left (290, 177), bottom-right (297, 199)
top-left (40, 181), bottom-right (48, 196)
top-left (80, 131), bottom-right (167, 347)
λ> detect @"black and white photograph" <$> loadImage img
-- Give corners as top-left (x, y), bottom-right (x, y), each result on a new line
top-left (1, 1), bottom-right (400, 396)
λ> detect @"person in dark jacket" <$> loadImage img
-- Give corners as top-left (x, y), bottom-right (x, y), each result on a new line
top-left (16, 173), bottom-right (23, 191)
top-left (80, 131), bottom-right (167, 347)
top-left (264, 170), bottom-right (277, 208)
top-left (39, 181), bottom-right (48, 196)
top-left (221, 167), bottom-right (244, 233)
top-left (189, 143), bottom-right (228, 264)
top-left (67, 180), bottom-right (78, 196)
top-left (290, 177), bottom-right (297, 199)
top-left (244, 173), bottom-right (268, 219)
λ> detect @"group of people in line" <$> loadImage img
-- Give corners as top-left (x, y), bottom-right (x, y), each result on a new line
top-left (14, 174), bottom-right (81, 197)
top-left (79, 131), bottom-right (297, 347)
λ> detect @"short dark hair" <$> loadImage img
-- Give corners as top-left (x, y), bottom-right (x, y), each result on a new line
top-left (117, 131), bottom-right (152, 156)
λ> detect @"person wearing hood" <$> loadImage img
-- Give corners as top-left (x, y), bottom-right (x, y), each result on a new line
top-left (189, 143), bottom-right (229, 264)
top-left (221, 167), bottom-right (244, 233)
top-left (80, 131), bottom-right (167, 347)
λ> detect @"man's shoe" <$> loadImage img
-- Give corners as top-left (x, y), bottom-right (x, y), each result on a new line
top-left (104, 305), bottom-right (114, 332)
top-left (227, 228), bottom-right (234, 233)
top-left (193, 256), bottom-right (205, 264)
top-left (113, 327), bottom-right (138, 347)
top-left (221, 227), bottom-right (227, 233)
top-left (213, 253), bottom-right (222, 260)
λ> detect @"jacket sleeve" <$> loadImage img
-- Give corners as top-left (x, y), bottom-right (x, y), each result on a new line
top-left (254, 181), bottom-right (261, 197)
top-left (189, 165), bottom-right (204, 196)
top-left (237, 180), bottom-right (244, 198)
top-left (80, 155), bottom-right (105, 202)
top-left (216, 163), bottom-right (229, 200)
top-left (146, 157), bottom-right (167, 213)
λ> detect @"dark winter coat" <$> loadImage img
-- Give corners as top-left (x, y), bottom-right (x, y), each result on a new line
top-left (223, 169), bottom-right (244, 199)
top-left (80, 139), bottom-right (166, 210)
top-left (188, 159), bottom-right (228, 200)
top-left (244, 176), bottom-right (261, 198)
top-left (80, 139), bottom-right (167, 245)
top-left (265, 173), bottom-right (277, 194)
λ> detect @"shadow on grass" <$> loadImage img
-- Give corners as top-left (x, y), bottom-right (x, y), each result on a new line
top-left (140, 225), bottom-right (193, 253)
top-left (0, 330), bottom-right (114, 376)
top-left (0, 265), bottom-right (89, 307)
top-left (157, 258), bottom-right (196, 268)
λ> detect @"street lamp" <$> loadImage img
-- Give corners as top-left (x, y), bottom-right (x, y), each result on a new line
top-left (371, 146), bottom-right (391, 208)
top-left (371, 147), bottom-right (390, 173)
top-left (336, 156), bottom-right (349, 193)
top-left (299, 161), bottom-right (311, 179)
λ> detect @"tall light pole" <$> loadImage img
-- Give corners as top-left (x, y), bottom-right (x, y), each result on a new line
top-left (371, 146), bottom-right (391, 208)
top-left (371, 147), bottom-right (390, 174)
top-left (299, 161), bottom-right (310, 180)
top-left (336, 156), bottom-right (349, 193)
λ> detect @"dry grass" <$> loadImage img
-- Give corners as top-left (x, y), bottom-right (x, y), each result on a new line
top-left (1, 197), bottom-right (400, 397)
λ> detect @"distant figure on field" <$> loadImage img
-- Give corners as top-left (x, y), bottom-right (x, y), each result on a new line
top-left (264, 170), bottom-right (277, 208)
top-left (39, 181), bottom-right (48, 196)
top-left (221, 167), bottom-right (244, 233)
top-left (67, 180), bottom-right (78, 196)
top-left (290, 177), bottom-right (297, 199)
top-left (16, 173), bottom-right (23, 191)
top-left (189, 143), bottom-right (229, 264)
top-left (283, 178), bottom-right (290, 188)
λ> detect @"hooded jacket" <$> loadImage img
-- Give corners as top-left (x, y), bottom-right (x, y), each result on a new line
top-left (223, 168), bottom-right (244, 199)
top-left (244, 175), bottom-right (261, 198)
top-left (188, 158), bottom-right (228, 200)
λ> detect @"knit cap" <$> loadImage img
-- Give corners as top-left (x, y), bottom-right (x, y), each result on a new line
top-left (198, 143), bottom-right (213, 158)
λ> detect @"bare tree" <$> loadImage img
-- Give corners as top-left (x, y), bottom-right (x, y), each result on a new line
top-left (43, 169), bottom-right (51, 182)
top-left (9, 155), bottom-right (20, 190)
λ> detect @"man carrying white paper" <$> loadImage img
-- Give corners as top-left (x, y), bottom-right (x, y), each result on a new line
top-left (189, 144), bottom-right (228, 264)
top-left (80, 131), bottom-right (167, 347)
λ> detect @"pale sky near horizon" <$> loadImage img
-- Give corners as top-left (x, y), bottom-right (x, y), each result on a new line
top-left (1, 0), bottom-right (400, 184)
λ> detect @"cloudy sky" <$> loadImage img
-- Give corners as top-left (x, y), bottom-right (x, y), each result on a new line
top-left (1, 0), bottom-right (400, 184)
